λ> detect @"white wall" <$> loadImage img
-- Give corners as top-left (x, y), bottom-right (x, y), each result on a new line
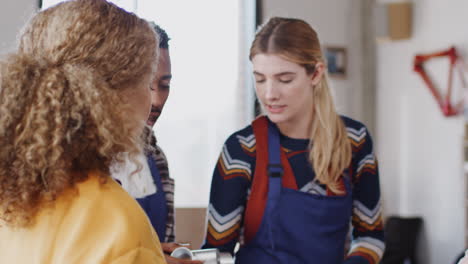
top-left (0, 0), bottom-right (36, 55)
top-left (376, 0), bottom-right (466, 263)
top-left (261, 0), bottom-right (365, 123)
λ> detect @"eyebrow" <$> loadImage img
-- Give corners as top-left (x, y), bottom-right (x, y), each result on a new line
top-left (253, 71), bottom-right (296, 77)
top-left (160, 75), bottom-right (172, 81)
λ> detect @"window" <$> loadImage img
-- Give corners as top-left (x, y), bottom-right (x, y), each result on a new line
top-left (138, 1), bottom-right (246, 207)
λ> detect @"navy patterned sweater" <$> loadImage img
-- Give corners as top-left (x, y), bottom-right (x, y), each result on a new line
top-left (202, 116), bottom-right (385, 264)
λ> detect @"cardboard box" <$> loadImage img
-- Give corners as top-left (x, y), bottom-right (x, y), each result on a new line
top-left (375, 2), bottom-right (412, 41)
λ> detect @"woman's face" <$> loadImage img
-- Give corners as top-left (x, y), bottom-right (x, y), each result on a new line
top-left (252, 53), bottom-right (322, 128)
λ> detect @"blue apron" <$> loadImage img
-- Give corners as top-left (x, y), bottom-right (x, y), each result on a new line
top-left (236, 122), bottom-right (353, 264)
top-left (136, 155), bottom-right (168, 242)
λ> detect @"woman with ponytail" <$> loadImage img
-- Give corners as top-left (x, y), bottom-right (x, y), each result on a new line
top-left (0, 0), bottom-right (166, 263)
top-left (203, 17), bottom-right (384, 264)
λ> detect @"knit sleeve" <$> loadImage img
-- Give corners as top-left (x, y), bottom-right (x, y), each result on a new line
top-left (345, 124), bottom-right (385, 264)
top-left (201, 129), bottom-right (255, 254)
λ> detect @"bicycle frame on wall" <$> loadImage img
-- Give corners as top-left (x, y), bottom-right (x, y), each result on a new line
top-left (413, 46), bottom-right (467, 117)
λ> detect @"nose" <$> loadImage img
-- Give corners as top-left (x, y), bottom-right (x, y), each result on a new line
top-left (264, 80), bottom-right (279, 101)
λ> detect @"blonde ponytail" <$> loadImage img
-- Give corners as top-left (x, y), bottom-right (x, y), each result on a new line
top-left (309, 77), bottom-right (351, 194)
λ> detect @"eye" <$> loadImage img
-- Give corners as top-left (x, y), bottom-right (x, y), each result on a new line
top-left (253, 72), bottom-right (265, 84)
top-left (159, 80), bottom-right (171, 90)
top-left (255, 78), bottom-right (265, 84)
top-left (279, 79), bottom-right (293, 84)
top-left (159, 84), bottom-right (170, 90)
top-left (277, 73), bottom-right (296, 84)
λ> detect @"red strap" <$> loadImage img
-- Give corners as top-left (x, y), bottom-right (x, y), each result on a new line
top-left (413, 46), bottom-right (466, 117)
top-left (243, 116), bottom-right (298, 244)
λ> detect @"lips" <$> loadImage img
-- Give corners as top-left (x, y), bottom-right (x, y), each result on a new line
top-left (148, 111), bottom-right (160, 118)
top-left (147, 107), bottom-right (162, 126)
top-left (266, 104), bottom-right (286, 114)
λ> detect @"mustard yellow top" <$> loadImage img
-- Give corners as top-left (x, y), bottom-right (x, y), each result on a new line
top-left (0, 171), bottom-right (167, 264)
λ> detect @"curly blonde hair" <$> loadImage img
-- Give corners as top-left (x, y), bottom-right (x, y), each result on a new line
top-left (0, 0), bottom-right (158, 226)
top-left (250, 17), bottom-right (351, 194)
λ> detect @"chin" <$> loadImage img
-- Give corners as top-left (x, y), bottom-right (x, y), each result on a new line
top-left (146, 118), bottom-right (158, 127)
top-left (265, 113), bottom-right (289, 124)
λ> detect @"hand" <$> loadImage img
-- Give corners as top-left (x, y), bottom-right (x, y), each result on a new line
top-left (161, 242), bottom-right (185, 254)
top-left (164, 254), bottom-right (203, 264)
top-left (161, 242), bottom-right (194, 253)
top-left (161, 243), bottom-right (203, 264)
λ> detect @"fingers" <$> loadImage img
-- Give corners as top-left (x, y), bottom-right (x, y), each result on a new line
top-left (176, 242), bottom-right (192, 250)
top-left (161, 242), bottom-right (180, 254)
top-left (161, 242), bottom-right (193, 254)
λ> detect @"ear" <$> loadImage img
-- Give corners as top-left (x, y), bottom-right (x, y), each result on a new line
top-left (309, 62), bottom-right (325, 86)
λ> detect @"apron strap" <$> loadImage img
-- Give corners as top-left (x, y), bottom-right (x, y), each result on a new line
top-left (243, 116), bottom-right (298, 244)
top-left (264, 121), bottom-right (283, 250)
top-left (265, 121), bottom-right (282, 213)
top-left (267, 121), bottom-right (283, 178)
top-left (144, 155), bottom-right (168, 242)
